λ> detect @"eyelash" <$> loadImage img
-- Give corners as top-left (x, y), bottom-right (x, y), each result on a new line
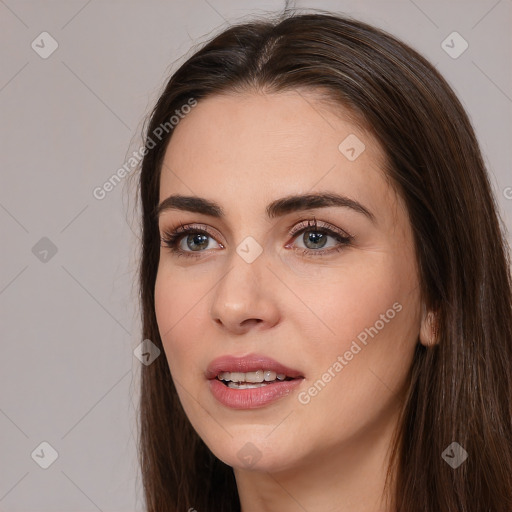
top-left (160, 219), bottom-right (353, 259)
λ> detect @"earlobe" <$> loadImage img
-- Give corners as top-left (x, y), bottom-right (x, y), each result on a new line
top-left (419, 303), bottom-right (439, 347)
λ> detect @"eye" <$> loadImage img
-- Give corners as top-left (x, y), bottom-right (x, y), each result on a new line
top-left (286, 218), bottom-right (353, 256)
top-left (160, 219), bottom-right (353, 259)
top-left (160, 223), bottom-right (223, 258)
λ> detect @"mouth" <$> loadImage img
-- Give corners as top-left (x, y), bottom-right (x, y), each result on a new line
top-left (206, 354), bottom-right (305, 409)
top-left (216, 370), bottom-right (299, 389)
top-left (206, 353), bottom-right (304, 388)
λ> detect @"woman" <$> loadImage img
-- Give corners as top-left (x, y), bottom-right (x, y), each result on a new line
top-left (135, 11), bottom-right (512, 512)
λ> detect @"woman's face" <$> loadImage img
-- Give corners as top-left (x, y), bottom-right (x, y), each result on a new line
top-left (154, 90), bottom-right (423, 473)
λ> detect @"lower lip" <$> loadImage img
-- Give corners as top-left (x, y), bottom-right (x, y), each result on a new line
top-left (208, 378), bottom-right (303, 409)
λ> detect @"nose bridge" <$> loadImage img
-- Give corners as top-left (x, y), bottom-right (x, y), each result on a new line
top-left (215, 246), bottom-right (264, 308)
top-left (218, 226), bottom-right (267, 295)
top-left (209, 243), bottom-right (279, 331)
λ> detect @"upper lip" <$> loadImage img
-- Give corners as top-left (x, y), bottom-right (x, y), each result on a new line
top-left (206, 353), bottom-right (304, 380)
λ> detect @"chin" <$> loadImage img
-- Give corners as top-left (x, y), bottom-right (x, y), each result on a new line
top-left (207, 431), bottom-right (302, 473)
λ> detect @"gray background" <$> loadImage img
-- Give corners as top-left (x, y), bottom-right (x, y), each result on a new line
top-left (1, 0), bottom-right (510, 511)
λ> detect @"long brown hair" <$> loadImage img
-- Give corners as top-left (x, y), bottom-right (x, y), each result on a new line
top-left (135, 11), bottom-right (512, 511)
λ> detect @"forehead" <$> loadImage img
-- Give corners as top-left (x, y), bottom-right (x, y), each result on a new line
top-left (159, 90), bottom-right (400, 225)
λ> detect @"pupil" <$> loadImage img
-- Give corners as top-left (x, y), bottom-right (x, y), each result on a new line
top-left (187, 233), bottom-right (209, 251)
top-left (304, 231), bottom-right (327, 249)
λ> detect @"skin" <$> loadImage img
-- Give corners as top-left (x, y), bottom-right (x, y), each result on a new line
top-left (154, 90), bottom-right (435, 512)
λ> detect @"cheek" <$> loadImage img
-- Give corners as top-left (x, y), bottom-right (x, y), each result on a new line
top-left (292, 251), bottom-right (417, 374)
top-left (290, 253), bottom-right (420, 437)
top-left (291, 255), bottom-right (410, 357)
top-left (154, 267), bottom-right (208, 375)
top-left (154, 267), bottom-right (220, 446)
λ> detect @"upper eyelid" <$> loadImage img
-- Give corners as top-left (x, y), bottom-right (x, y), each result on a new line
top-left (166, 223), bottom-right (223, 239)
top-left (288, 219), bottom-right (353, 239)
top-left (161, 220), bottom-right (352, 245)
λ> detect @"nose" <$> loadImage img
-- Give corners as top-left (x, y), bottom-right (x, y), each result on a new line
top-left (209, 252), bottom-right (281, 335)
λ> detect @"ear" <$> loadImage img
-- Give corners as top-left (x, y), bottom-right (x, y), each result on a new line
top-left (419, 302), bottom-right (439, 347)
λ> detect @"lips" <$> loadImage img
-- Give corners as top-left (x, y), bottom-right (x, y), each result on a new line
top-left (206, 353), bottom-right (304, 409)
top-left (206, 353), bottom-right (304, 380)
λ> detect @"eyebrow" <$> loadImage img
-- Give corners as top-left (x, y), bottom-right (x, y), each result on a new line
top-left (155, 192), bottom-right (375, 223)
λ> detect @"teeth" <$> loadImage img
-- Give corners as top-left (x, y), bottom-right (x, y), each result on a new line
top-left (264, 370), bottom-right (276, 382)
top-left (227, 382), bottom-right (269, 389)
top-left (217, 369), bottom-right (290, 383)
top-left (246, 370), bottom-right (264, 383)
top-left (229, 372), bottom-right (246, 382)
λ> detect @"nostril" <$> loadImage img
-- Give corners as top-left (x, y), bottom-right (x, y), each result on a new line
top-left (240, 318), bottom-right (263, 327)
